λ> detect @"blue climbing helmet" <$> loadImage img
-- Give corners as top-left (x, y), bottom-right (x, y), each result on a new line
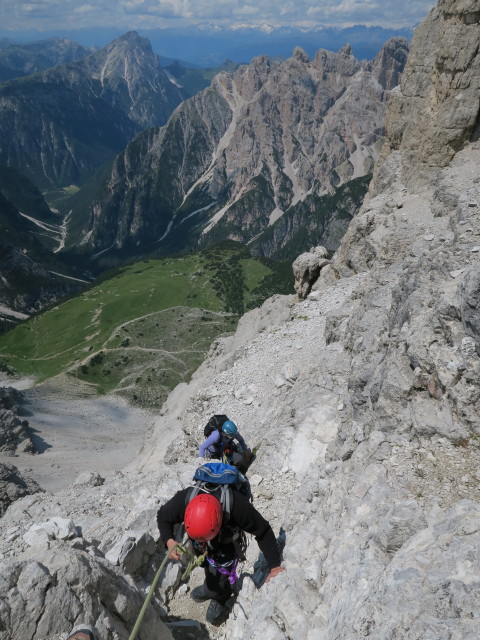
top-left (222, 420), bottom-right (238, 437)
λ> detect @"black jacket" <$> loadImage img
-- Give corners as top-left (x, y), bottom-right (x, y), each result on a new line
top-left (157, 487), bottom-right (281, 569)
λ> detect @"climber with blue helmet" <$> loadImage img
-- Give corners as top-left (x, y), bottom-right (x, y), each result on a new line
top-left (221, 420), bottom-right (237, 437)
top-left (198, 416), bottom-right (252, 471)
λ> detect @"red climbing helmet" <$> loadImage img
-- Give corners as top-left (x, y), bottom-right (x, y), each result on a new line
top-left (184, 494), bottom-right (223, 541)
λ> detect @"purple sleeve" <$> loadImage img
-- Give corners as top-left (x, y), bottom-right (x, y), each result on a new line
top-left (198, 430), bottom-right (220, 457)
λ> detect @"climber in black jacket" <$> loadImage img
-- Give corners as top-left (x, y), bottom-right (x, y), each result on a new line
top-left (157, 487), bottom-right (284, 624)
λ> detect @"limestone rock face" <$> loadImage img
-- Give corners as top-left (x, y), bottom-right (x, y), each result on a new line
top-left (0, 545), bottom-right (172, 640)
top-left (131, 1), bottom-right (478, 637)
top-left (371, 0), bottom-right (480, 192)
top-left (1, 2), bottom-right (479, 639)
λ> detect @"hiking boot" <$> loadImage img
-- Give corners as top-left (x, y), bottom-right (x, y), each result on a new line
top-left (206, 599), bottom-right (228, 625)
top-left (190, 584), bottom-right (218, 602)
top-left (66, 626), bottom-right (95, 640)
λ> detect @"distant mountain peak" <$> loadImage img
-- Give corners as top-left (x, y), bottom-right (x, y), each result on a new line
top-left (292, 46), bottom-right (310, 63)
top-left (338, 43), bottom-right (353, 56)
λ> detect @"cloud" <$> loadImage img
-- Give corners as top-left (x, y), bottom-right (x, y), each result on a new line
top-left (0, 0), bottom-right (436, 31)
top-left (73, 4), bottom-right (96, 15)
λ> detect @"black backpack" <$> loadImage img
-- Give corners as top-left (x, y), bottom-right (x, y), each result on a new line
top-left (203, 414), bottom-right (229, 438)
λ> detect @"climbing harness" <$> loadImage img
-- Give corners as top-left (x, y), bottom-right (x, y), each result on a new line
top-left (206, 556), bottom-right (239, 585)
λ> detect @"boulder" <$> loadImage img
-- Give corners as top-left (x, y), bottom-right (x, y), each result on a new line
top-left (105, 530), bottom-right (156, 577)
top-left (23, 517), bottom-right (78, 546)
top-left (0, 545), bottom-right (173, 640)
top-left (74, 471), bottom-right (105, 487)
top-left (292, 246), bottom-right (330, 299)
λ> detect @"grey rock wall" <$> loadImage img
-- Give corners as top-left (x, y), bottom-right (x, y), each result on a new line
top-left (371, 0), bottom-right (480, 193)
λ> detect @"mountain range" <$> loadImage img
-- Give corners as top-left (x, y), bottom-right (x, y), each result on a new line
top-left (0, 30), bottom-right (407, 326)
top-left (0, 31), bottom-right (184, 190)
top-left (0, 24), bottom-right (414, 67)
top-left (69, 37), bottom-right (408, 266)
top-left (0, 37), bottom-right (93, 82)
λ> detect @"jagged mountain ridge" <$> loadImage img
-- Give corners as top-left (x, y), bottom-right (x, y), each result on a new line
top-left (0, 31), bottom-right (184, 189)
top-left (73, 37), bottom-right (408, 263)
top-left (0, 37), bottom-right (93, 82)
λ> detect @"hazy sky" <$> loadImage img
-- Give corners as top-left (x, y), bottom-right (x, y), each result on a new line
top-left (1, 0), bottom-right (436, 32)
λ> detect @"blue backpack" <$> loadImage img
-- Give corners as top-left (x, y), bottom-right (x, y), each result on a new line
top-left (186, 462), bottom-right (251, 559)
top-left (187, 462), bottom-right (252, 523)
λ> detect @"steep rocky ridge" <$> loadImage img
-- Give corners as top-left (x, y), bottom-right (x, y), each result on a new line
top-left (0, 37), bottom-right (93, 82)
top-left (1, 3), bottom-right (479, 639)
top-left (73, 38), bottom-right (408, 263)
top-left (380, 0), bottom-right (480, 191)
top-left (0, 32), bottom-right (184, 189)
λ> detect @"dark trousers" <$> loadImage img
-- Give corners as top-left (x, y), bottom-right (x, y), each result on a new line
top-left (204, 564), bottom-right (232, 604)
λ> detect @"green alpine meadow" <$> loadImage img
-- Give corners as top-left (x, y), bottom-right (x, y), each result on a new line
top-left (0, 242), bottom-right (293, 407)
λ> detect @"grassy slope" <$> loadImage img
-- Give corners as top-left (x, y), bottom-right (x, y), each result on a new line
top-left (0, 242), bottom-right (293, 407)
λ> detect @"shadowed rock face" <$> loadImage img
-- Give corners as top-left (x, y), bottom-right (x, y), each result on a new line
top-left (0, 388), bottom-right (35, 456)
top-left (0, 462), bottom-right (42, 516)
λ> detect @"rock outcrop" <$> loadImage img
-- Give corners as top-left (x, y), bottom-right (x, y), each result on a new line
top-left (0, 544), bottom-right (173, 640)
top-left (76, 39), bottom-right (409, 262)
top-left (292, 246), bottom-right (330, 299)
top-left (372, 0), bottom-right (480, 192)
top-left (0, 387), bottom-right (35, 455)
top-left (0, 462), bottom-right (42, 516)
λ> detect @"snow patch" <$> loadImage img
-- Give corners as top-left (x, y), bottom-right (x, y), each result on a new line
top-left (158, 220), bottom-right (174, 243)
top-left (19, 212), bottom-right (62, 237)
top-left (180, 202), bottom-right (217, 225)
top-left (54, 210), bottom-right (72, 253)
